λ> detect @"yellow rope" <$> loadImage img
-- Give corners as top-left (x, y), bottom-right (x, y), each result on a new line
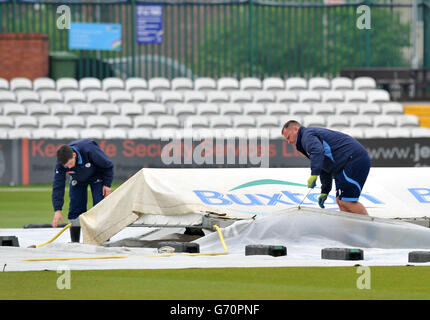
top-left (21, 255), bottom-right (127, 262)
top-left (147, 224), bottom-right (229, 258)
top-left (27, 223), bottom-right (72, 248)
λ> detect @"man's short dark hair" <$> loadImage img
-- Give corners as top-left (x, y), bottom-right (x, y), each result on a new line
top-left (281, 120), bottom-right (301, 135)
top-left (57, 145), bottom-right (74, 165)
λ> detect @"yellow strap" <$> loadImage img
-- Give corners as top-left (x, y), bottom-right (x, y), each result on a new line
top-left (147, 224), bottom-right (229, 258)
top-left (28, 223), bottom-right (72, 248)
top-left (21, 255), bottom-right (127, 262)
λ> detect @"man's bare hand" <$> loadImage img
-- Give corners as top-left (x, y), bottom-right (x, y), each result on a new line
top-left (103, 186), bottom-right (112, 198)
top-left (52, 210), bottom-right (64, 228)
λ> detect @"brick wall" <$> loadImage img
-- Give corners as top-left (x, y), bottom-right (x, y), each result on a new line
top-left (0, 33), bottom-right (49, 81)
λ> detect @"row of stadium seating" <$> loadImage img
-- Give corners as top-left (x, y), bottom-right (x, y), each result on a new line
top-left (0, 102), bottom-right (407, 117)
top-left (2, 126), bottom-right (430, 140)
top-left (1, 76), bottom-right (379, 93)
top-left (0, 114), bottom-right (422, 130)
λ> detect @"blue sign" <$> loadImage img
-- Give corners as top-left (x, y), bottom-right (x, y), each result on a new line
top-left (136, 4), bottom-right (163, 44)
top-left (69, 23), bottom-right (122, 51)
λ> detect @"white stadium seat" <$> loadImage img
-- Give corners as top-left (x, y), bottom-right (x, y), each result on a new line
top-left (210, 115), bottom-right (233, 128)
top-left (217, 77), bottom-right (240, 92)
top-left (183, 91), bottom-right (206, 105)
top-left (86, 115), bottom-right (109, 129)
top-left (336, 103), bottom-right (359, 116)
top-left (3, 103), bottom-right (26, 116)
top-left (253, 91), bottom-right (276, 104)
top-left (16, 90), bottom-right (40, 105)
top-left (33, 77), bottom-right (56, 92)
top-left (133, 90), bottom-right (157, 105)
top-left (299, 91), bottom-right (321, 103)
top-left (243, 103), bottom-right (266, 116)
top-left (39, 90), bottom-right (63, 105)
top-left (321, 91), bottom-right (344, 103)
top-left (387, 128), bottom-right (411, 138)
top-left (233, 115), bottom-right (256, 128)
top-left (381, 102), bottom-right (404, 115)
top-left (285, 77), bottom-right (307, 91)
top-left (194, 78), bottom-right (217, 92)
top-left (74, 103), bottom-right (97, 116)
top-left (110, 90), bottom-right (133, 105)
top-left (265, 103), bottom-right (288, 116)
top-left (27, 103), bottom-right (50, 116)
top-left (125, 78), bottom-right (148, 92)
top-left (0, 116), bottom-right (14, 129)
top-left (363, 128), bottom-right (388, 139)
top-left (32, 128), bottom-right (56, 139)
top-left (148, 77), bottom-right (170, 93)
top-left (56, 78), bottom-right (79, 92)
top-left (0, 91), bottom-right (16, 105)
top-left (262, 77), bottom-right (285, 91)
top-left (171, 77), bottom-right (194, 92)
top-left (196, 103), bottom-right (219, 116)
top-left (219, 103), bottom-right (242, 116)
top-left (350, 115), bottom-right (373, 128)
top-left (331, 77), bottom-right (353, 91)
top-left (303, 115), bottom-right (326, 128)
top-left (14, 116), bottom-right (38, 129)
top-left (10, 77), bottom-right (32, 92)
top-left (0, 78), bottom-right (9, 92)
top-left (276, 91), bottom-right (298, 104)
top-left (290, 103), bottom-right (312, 116)
top-left (344, 90), bottom-right (367, 103)
top-left (51, 103), bottom-right (73, 116)
top-left (396, 115), bottom-right (420, 128)
top-left (256, 115), bottom-right (279, 128)
top-left (157, 115), bottom-right (180, 128)
top-left (39, 115), bottom-right (62, 129)
top-left (121, 103), bottom-right (143, 116)
top-left (8, 128), bottom-right (31, 139)
top-left (97, 103), bottom-right (120, 116)
top-left (160, 91), bottom-right (183, 106)
top-left (373, 115), bottom-right (397, 128)
top-left (63, 116), bottom-right (86, 129)
top-left (86, 90), bottom-right (110, 104)
top-left (358, 103), bottom-right (381, 115)
top-left (79, 77), bottom-right (102, 92)
top-left (367, 89), bottom-right (390, 103)
top-left (56, 128), bottom-right (80, 139)
top-left (207, 91), bottom-right (229, 104)
top-left (110, 116), bottom-right (133, 129)
top-left (183, 115), bottom-right (210, 129)
top-left (354, 77), bottom-right (376, 91)
top-left (143, 103), bottom-right (168, 116)
top-left (102, 78), bottom-right (125, 92)
top-left (230, 91), bottom-right (253, 104)
top-left (308, 77), bottom-right (331, 91)
top-left (312, 103), bottom-right (336, 116)
top-left (326, 115), bottom-right (350, 128)
top-left (340, 128), bottom-right (364, 139)
top-left (240, 77), bottom-right (262, 91)
top-left (172, 103), bottom-right (196, 118)
top-left (411, 127), bottom-right (430, 138)
top-left (104, 128), bottom-right (127, 139)
top-left (80, 128), bottom-right (103, 139)
top-left (128, 128), bottom-right (152, 139)
top-left (64, 90), bottom-right (87, 105)
top-left (134, 115), bottom-right (157, 129)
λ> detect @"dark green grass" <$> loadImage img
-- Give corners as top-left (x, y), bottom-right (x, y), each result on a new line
top-left (1, 267), bottom-right (430, 300)
top-left (0, 184), bottom-right (121, 228)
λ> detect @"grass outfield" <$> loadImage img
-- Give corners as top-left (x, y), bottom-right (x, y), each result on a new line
top-left (1, 185), bottom-right (430, 300)
top-left (1, 267), bottom-right (430, 300)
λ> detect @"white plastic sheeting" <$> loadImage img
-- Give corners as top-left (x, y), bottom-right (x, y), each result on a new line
top-left (2, 207), bottom-right (430, 272)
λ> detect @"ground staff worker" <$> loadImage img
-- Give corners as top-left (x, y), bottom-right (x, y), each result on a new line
top-left (51, 139), bottom-right (114, 242)
top-left (281, 120), bottom-right (371, 215)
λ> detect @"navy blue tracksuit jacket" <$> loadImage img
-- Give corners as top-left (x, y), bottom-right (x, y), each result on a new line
top-left (52, 139), bottom-right (114, 215)
top-left (295, 126), bottom-right (369, 195)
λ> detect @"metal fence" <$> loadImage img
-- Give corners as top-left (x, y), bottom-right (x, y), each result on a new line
top-left (0, 0), bottom-right (428, 79)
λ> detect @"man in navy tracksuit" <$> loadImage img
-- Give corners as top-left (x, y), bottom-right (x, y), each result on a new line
top-left (282, 120), bottom-right (370, 215)
top-left (51, 139), bottom-right (114, 242)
